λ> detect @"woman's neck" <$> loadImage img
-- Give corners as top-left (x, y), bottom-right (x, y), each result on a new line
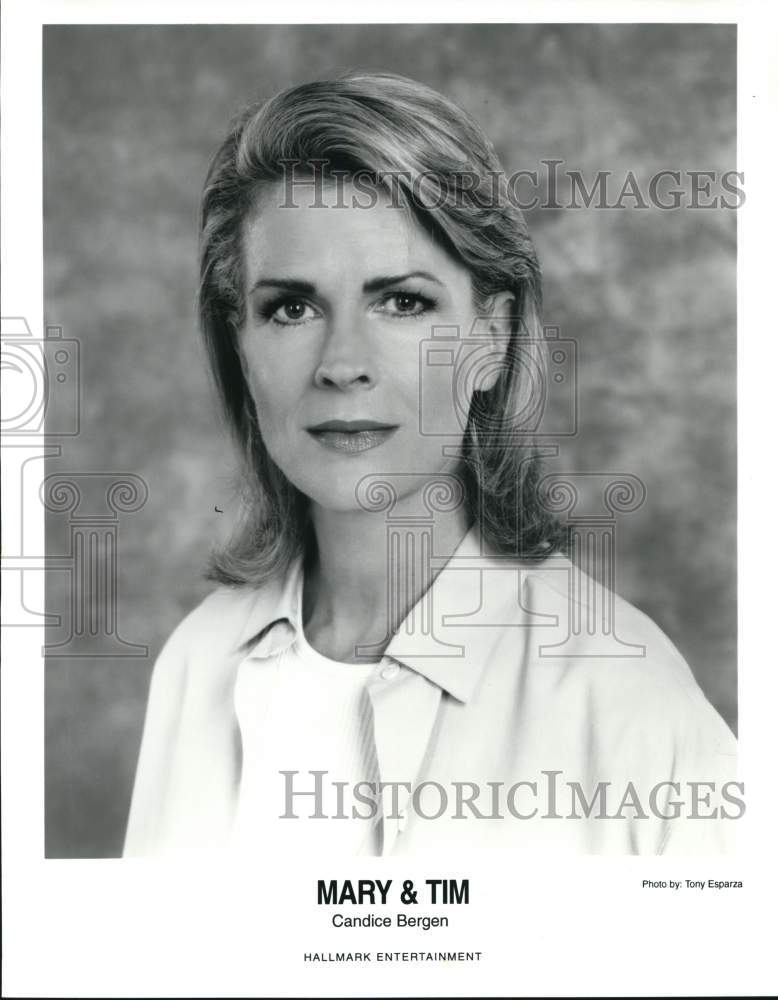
top-left (301, 494), bottom-right (472, 663)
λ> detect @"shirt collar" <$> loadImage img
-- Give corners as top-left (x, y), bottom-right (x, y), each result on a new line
top-left (234, 522), bottom-right (551, 703)
top-left (235, 550), bottom-right (305, 659)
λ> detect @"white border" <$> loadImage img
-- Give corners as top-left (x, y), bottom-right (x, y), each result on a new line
top-left (2, 2), bottom-right (777, 996)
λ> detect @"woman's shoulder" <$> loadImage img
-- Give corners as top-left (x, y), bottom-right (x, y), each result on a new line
top-left (171, 583), bottom-right (266, 634)
top-left (505, 550), bottom-right (733, 735)
top-left (499, 551), bottom-right (737, 783)
top-left (154, 572), bottom-right (291, 671)
top-left (156, 585), bottom-right (252, 647)
top-left (518, 550), bottom-right (685, 659)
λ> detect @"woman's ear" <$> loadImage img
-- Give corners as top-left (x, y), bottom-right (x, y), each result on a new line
top-left (476, 291), bottom-right (515, 392)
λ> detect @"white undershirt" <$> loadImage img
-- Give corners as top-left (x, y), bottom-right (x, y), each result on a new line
top-left (230, 622), bottom-right (382, 856)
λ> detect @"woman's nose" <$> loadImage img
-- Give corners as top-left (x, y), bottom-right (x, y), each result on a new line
top-left (313, 320), bottom-right (375, 390)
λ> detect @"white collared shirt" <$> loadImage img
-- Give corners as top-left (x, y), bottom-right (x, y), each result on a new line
top-left (229, 569), bottom-right (382, 857)
top-left (124, 524), bottom-right (738, 856)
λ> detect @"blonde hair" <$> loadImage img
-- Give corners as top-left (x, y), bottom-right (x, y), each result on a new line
top-left (199, 71), bottom-right (564, 586)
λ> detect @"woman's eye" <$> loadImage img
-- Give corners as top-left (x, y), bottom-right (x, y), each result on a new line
top-left (379, 292), bottom-right (434, 318)
top-left (266, 299), bottom-right (318, 325)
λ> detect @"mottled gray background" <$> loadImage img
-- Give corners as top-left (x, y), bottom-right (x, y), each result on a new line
top-left (43, 24), bottom-right (737, 857)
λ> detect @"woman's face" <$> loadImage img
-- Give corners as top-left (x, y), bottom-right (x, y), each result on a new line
top-left (238, 178), bottom-right (510, 512)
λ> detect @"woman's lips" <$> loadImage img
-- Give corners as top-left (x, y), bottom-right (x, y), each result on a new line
top-left (307, 426), bottom-right (398, 453)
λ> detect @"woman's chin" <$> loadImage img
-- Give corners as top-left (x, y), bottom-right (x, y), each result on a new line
top-left (288, 478), bottom-right (367, 512)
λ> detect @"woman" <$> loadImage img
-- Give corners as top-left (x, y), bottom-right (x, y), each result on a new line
top-left (124, 72), bottom-right (738, 857)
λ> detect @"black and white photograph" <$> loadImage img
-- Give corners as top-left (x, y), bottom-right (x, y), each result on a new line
top-left (44, 21), bottom-right (738, 859)
top-left (2, 3), bottom-right (776, 997)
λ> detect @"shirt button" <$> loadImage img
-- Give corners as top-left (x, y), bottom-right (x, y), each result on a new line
top-left (380, 662), bottom-right (400, 681)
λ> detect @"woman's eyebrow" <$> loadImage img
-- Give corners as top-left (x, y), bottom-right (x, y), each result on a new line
top-left (249, 271), bottom-right (444, 296)
top-left (362, 271), bottom-right (444, 293)
top-left (249, 277), bottom-right (316, 295)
